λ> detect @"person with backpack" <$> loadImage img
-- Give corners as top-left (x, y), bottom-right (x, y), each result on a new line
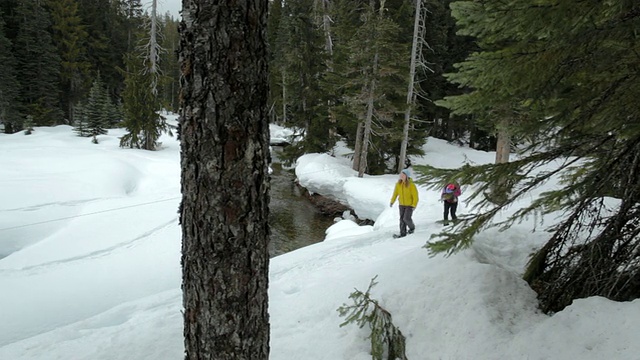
top-left (441, 183), bottom-right (461, 225)
top-left (389, 168), bottom-right (419, 238)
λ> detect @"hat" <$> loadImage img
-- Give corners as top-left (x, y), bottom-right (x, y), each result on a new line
top-left (401, 169), bottom-right (411, 178)
top-left (446, 183), bottom-right (456, 190)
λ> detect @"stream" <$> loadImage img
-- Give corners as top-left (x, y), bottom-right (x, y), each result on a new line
top-left (268, 149), bottom-right (335, 257)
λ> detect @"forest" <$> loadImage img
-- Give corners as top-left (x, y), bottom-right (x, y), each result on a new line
top-left (2, 0), bottom-right (639, 315)
top-left (0, 0), bottom-right (179, 149)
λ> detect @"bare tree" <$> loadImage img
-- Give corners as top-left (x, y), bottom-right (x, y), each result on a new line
top-left (179, 1), bottom-right (271, 359)
top-left (398, 0), bottom-right (430, 173)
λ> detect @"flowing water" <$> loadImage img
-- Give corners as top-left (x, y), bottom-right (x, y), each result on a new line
top-left (268, 150), bottom-right (335, 257)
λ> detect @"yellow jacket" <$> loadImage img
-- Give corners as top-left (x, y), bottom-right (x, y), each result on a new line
top-left (390, 179), bottom-right (419, 208)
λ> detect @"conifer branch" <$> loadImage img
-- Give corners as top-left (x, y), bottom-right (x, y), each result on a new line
top-left (337, 276), bottom-right (408, 360)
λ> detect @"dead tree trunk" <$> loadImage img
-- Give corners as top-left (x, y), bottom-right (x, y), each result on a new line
top-left (358, 53), bottom-right (378, 178)
top-left (179, 1), bottom-right (271, 359)
top-left (398, 0), bottom-right (427, 173)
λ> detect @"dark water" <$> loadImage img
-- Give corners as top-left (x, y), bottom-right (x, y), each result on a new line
top-left (268, 154), bottom-right (334, 257)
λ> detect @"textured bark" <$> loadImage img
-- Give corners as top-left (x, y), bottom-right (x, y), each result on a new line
top-left (179, 1), bottom-right (270, 359)
top-left (494, 118), bottom-right (511, 164)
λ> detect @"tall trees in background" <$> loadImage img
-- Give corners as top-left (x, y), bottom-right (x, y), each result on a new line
top-left (13, 0), bottom-right (62, 126)
top-left (269, 0), bottom-right (477, 174)
top-left (120, 0), bottom-right (168, 150)
top-left (0, 10), bottom-right (19, 133)
top-left (47, 0), bottom-right (90, 123)
top-left (0, 0), bottom-right (180, 134)
top-left (179, 0), bottom-right (271, 358)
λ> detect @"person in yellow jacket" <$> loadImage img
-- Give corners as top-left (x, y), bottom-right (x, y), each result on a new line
top-left (389, 168), bottom-right (418, 238)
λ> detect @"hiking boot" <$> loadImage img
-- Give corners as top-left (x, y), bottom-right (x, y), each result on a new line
top-left (393, 234), bottom-right (406, 239)
top-left (408, 229), bottom-right (414, 234)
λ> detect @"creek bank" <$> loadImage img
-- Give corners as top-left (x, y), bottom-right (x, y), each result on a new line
top-left (294, 181), bottom-right (374, 226)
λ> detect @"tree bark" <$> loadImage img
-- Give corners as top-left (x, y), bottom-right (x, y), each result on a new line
top-left (353, 121), bottom-right (363, 171)
top-left (495, 117), bottom-right (511, 164)
top-left (179, 1), bottom-right (270, 359)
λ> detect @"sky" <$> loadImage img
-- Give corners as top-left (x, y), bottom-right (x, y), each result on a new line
top-left (149, 0), bottom-right (181, 18)
top-left (1, 115), bottom-right (639, 359)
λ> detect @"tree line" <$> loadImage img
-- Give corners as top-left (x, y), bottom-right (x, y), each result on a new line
top-left (0, 0), bottom-right (180, 149)
top-left (267, 0), bottom-right (489, 174)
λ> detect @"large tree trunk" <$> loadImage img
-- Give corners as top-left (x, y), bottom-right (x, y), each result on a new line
top-left (178, 1), bottom-right (271, 359)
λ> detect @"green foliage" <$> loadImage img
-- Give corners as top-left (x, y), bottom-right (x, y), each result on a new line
top-left (13, 0), bottom-right (63, 126)
top-left (158, 14), bottom-right (180, 113)
top-left (328, 0), bottom-right (414, 174)
top-left (46, 0), bottom-right (91, 123)
top-left (0, 0), bottom-right (176, 132)
top-left (120, 53), bottom-right (167, 150)
top-left (0, 10), bottom-right (19, 133)
top-left (276, 0), bottom-right (334, 155)
top-left (73, 102), bottom-right (89, 137)
top-left (338, 276), bottom-right (408, 360)
top-left (423, 0), bottom-right (640, 312)
top-left (23, 115), bottom-right (34, 135)
top-left (84, 75), bottom-right (111, 137)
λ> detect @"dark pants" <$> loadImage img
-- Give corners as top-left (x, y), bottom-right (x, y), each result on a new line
top-left (444, 201), bottom-right (458, 221)
top-left (399, 205), bottom-right (415, 236)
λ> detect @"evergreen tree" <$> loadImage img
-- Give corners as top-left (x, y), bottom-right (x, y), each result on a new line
top-left (329, 0), bottom-right (411, 175)
top-left (46, 0), bottom-right (91, 124)
top-left (84, 75), bottom-right (110, 137)
top-left (416, 0), bottom-right (480, 146)
top-left (419, 0), bottom-right (640, 313)
top-left (73, 101), bottom-right (90, 136)
top-left (158, 14), bottom-right (179, 112)
top-left (13, 0), bottom-right (63, 126)
top-left (276, 0), bottom-right (333, 163)
top-left (267, 0), bottom-right (284, 123)
top-left (23, 114), bottom-right (34, 135)
top-left (77, 0), bottom-right (127, 98)
top-left (0, 9), bottom-right (19, 133)
top-left (119, 53), bottom-right (167, 150)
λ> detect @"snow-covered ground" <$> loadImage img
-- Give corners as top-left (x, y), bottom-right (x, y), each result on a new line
top-left (1, 117), bottom-right (638, 359)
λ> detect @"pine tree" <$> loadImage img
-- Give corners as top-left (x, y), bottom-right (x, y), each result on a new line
top-left (0, 9), bottom-right (19, 133)
top-left (330, 0), bottom-right (411, 175)
top-left (77, 0), bottom-right (127, 98)
top-left (13, 0), bottom-right (63, 126)
top-left (276, 0), bottom-right (333, 163)
top-left (23, 114), bottom-right (34, 135)
top-left (419, 0), bottom-right (640, 313)
top-left (46, 0), bottom-right (91, 124)
top-left (119, 2), bottom-right (168, 151)
top-left (73, 102), bottom-right (90, 136)
top-left (267, 0), bottom-right (284, 123)
top-left (403, 0), bottom-right (481, 148)
top-left (158, 14), bottom-right (179, 112)
top-left (338, 276), bottom-right (407, 360)
top-left (119, 53), bottom-right (166, 150)
top-left (84, 75), bottom-right (110, 137)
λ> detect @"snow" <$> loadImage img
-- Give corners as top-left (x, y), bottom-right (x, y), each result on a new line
top-left (1, 117), bottom-right (638, 359)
